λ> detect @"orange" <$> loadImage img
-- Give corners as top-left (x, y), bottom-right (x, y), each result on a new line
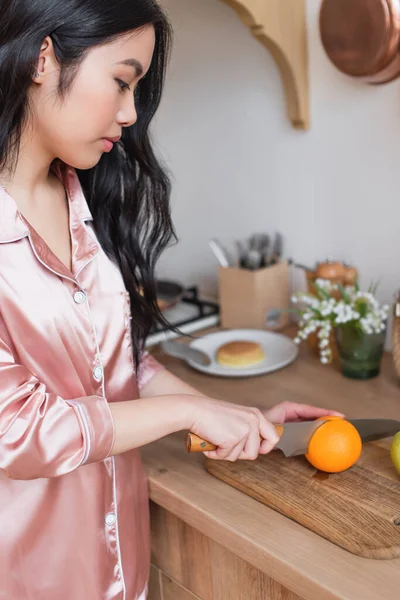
top-left (305, 416), bottom-right (362, 473)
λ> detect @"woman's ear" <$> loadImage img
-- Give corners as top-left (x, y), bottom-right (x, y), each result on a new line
top-left (33, 36), bottom-right (57, 83)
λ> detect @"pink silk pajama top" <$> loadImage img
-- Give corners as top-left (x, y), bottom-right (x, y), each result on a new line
top-left (0, 164), bottom-right (164, 600)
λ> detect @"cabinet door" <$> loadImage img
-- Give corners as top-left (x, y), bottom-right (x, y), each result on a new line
top-left (150, 501), bottom-right (304, 600)
top-left (148, 564), bottom-right (200, 600)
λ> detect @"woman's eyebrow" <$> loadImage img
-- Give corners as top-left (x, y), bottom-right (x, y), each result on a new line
top-left (116, 58), bottom-right (144, 77)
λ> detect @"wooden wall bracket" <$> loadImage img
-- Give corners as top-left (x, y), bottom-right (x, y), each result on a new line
top-left (220, 0), bottom-right (310, 129)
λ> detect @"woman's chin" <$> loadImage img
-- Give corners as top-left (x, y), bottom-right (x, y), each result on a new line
top-left (60, 151), bottom-right (104, 171)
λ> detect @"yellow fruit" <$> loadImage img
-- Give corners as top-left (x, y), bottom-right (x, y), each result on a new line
top-left (305, 416), bottom-right (362, 473)
top-left (390, 432), bottom-right (400, 475)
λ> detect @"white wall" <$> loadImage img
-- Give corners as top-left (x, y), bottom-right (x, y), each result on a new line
top-left (153, 0), bottom-right (400, 317)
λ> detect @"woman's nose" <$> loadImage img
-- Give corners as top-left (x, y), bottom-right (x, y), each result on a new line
top-left (116, 96), bottom-right (137, 128)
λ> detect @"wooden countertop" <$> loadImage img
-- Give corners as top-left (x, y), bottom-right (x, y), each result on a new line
top-left (141, 329), bottom-right (400, 600)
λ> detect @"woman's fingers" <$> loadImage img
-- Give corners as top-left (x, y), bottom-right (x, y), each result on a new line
top-left (194, 400), bottom-right (283, 462)
top-left (204, 440), bottom-right (244, 461)
top-left (259, 437), bottom-right (277, 454)
top-left (259, 414), bottom-right (280, 448)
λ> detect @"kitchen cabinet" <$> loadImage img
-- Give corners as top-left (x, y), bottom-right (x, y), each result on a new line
top-left (148, 503), bottom-right (301, 599)
top-left (143, 328), bottom-right (400, 600)
top-left (219, 0), bottom-right (309, 129)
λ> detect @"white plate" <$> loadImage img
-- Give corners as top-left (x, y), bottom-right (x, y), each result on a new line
top-left (187, 329), bottom-right (298, 377)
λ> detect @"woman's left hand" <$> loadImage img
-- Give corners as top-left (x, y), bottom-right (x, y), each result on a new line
top-left (262, 401), bottom-right (344, 424)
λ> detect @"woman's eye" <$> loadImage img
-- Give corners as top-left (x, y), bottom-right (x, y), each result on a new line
top-left (115, 78), bottom-right (131, 92)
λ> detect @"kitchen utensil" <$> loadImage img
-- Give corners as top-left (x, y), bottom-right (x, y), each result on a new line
top-left (244, 249), bottom-right (262, 270)
top-left (186, 418), bottom-right (400, 453)
top-left (269, 232), bottom-right (283, 265)
top-left (315, 260), bottom-right (347, 282)
top-left (248, 233), bottom-right (270, 252)
top-left (235, 239), bottom-right (249, 268)
top-left (319, 0), bottom-right (400, 84)
top-left (343, 264), bottom-right (359, 286)
top-left (237, 234), bottom-right (271, 270)
top-left (204, 441), bottom-right (400, 559)
top-left (160, 340), bottom-right (212, 366)
top-left (155, 279), bottom-right (185, 311)
top-left (248, 234), bottom-right (271, 268)
top-left (180, 329), bottom-right (297, 378)
top-left (208, 239), bottom-right (231, 268)
top-left (260, 243), bottom-right (271, 267)
top-left (186, 420), bottom-right (323, 454)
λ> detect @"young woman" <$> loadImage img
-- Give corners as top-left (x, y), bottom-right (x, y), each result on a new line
top-left (0, 1), bottom-right (342, 598)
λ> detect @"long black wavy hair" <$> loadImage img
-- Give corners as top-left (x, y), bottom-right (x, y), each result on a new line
top-left (0, 0), bottom-right (176, 370)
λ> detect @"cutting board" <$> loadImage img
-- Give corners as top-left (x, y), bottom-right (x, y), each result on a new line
top-left (204, 442), bottom-right (400, 559)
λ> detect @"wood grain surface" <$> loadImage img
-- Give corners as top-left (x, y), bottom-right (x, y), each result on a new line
top-left (205, 441), bottom-right (400, 559)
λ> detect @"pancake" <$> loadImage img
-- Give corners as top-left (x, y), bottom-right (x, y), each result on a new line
top-left (216, 340), bottom-right (265, 368)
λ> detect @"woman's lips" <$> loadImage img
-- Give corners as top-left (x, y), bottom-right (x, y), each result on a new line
top-left (103, 139), bottom-right (114, 152)
top-left (102, 135), bottom-right (121, 153)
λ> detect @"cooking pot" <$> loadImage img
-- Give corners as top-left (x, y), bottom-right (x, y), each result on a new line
top-left (155, 279), bottom-right (185, 311)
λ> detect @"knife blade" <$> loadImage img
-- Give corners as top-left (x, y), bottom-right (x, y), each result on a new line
top-left (276, 419), bottom-right (400, 455)
top-left (161, 340), bottom-right (211, 367)
top-left (185, 418), bottom-right (400, 455)
top-left (274, 420), bottom-right (326, 456)
top-left (347, 419), bottom-right (400, 444)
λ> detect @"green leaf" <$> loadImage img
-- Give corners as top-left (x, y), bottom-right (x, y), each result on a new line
top-left (311, 281), bottom-right (331, 301)
top-left (368, 278), bottom-right (381, 296)
top-left (279, 308), bottom-right (304, 315)
top-left (336, 283), bottom-right (350, 303)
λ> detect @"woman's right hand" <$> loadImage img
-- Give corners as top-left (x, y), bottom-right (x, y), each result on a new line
top-left (187, 396), bottom-right (280, 461)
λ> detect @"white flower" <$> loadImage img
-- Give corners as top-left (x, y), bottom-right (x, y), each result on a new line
top-left (293, 282), bottom-right (388, 358)
top-left (315, 278), bottom-right (337, 293)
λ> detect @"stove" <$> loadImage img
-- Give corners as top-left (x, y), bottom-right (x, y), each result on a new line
top-left (145, 286), bottom-right (220, 347)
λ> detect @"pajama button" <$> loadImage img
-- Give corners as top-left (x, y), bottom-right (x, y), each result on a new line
top-left (105, 513), bottom-right (116, 526)
top-left (93, 366), bottom-right (103, 381)
top-left (73, 291), bottom-right (86, 304)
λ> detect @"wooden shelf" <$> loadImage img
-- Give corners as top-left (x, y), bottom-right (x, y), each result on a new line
top-left (220, 0), bottom-right (310, 129)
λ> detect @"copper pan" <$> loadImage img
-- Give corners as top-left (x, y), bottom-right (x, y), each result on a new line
top-left (319, 0), bottom-right (400, 84)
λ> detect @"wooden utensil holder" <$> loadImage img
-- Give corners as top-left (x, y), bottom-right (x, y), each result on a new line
top-left (218, 261), bottom-right (290, 330)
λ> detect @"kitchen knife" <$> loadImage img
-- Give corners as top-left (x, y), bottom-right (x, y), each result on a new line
top-left (269, 231), bottom-right (283, 265)
top-left (161, 340), bottom-right (212, 367)
top-left (185, 418), bottom-right (400, 455)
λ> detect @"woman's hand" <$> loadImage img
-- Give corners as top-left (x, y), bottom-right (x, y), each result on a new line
top-left (188, 397), bottom-right (280, 462)
top-left (262, 401), bottom-right (344, 424)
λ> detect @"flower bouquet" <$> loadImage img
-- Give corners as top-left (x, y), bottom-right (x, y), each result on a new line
top-left (292, 279), bottom-right (389, 379)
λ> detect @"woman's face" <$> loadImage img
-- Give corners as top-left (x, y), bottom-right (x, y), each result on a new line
top-left (30, 26), bottom-right (155, 169)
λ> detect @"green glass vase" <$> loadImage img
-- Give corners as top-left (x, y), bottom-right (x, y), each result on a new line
top-left (334, 325), bottom-right (386, 380)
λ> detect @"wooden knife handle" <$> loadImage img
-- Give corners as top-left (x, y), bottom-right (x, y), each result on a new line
top-left (186, 425), bottom-right (284, 453)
